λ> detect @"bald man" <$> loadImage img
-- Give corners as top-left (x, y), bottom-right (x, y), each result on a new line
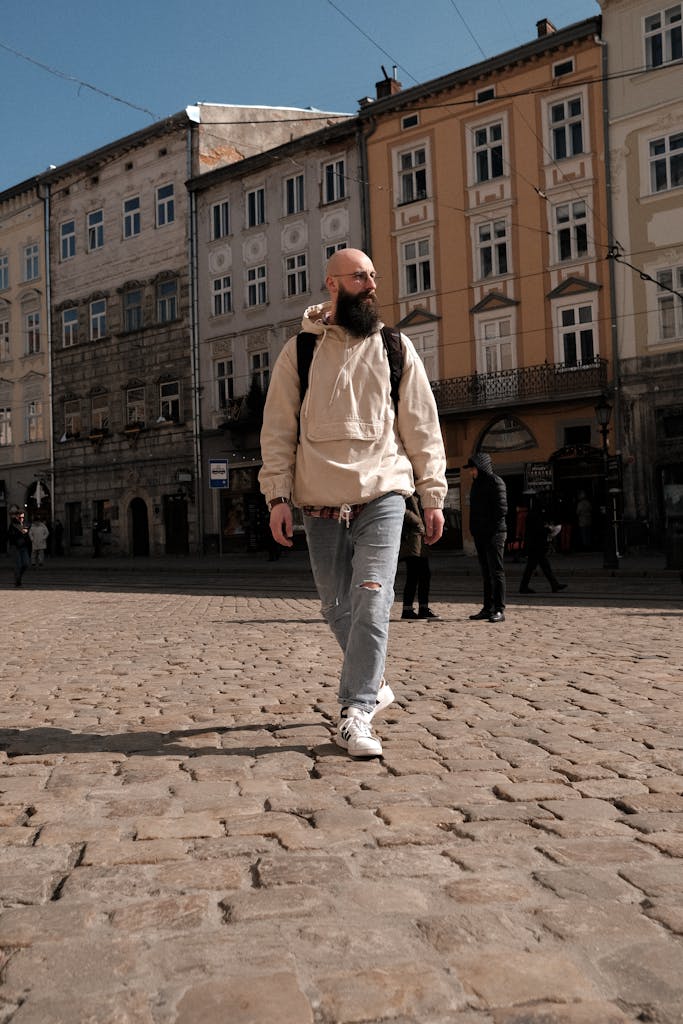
top-left (260, 249), bottom-right (446, 758)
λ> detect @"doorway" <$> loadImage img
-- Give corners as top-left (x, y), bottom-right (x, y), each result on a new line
top-left (130, 497), bottom-right (149, 556)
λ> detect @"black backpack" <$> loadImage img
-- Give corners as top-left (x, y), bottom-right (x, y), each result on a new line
top-left (296, 326), bottom-right (404, 412)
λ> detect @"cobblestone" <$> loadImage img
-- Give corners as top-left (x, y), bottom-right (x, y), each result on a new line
top-left (0, 558), bottom-right (681, 1021)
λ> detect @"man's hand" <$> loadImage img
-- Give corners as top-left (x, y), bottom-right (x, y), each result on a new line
top-left (270, 503), bottom-right (294, 547)
top-left (423, 507), bottom-right (445, 545)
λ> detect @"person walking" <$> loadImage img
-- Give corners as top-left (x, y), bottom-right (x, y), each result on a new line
top-left (519, 497), bottom-right (568, 594)
top-left (259, 248), bottom-right (447, 758)
top-left (463, 453), bottom-right (508, 623)
top-left (400, 494), bottom-right (439, 620)
top-left (8, 506), bottom-right (31, 587)
top-left (29, 518), bottom-right (50, 567)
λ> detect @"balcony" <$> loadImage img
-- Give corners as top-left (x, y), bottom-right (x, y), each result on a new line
top-left (431, 358), bottom-right (608, 416)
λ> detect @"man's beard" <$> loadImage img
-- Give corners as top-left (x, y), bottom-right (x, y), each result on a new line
top-left (334, 287), bottom-right (380, 337)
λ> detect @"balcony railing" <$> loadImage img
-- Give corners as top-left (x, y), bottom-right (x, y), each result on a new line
top-left (431, 358), bottom-right (608, 415)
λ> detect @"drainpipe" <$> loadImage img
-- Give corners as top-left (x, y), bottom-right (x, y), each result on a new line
top-left (357, 116), bottom-right (377, 254)
top-left (37, 177), bottom-right (55, 527)
top-left (599, 35), bottom-right (621, 446)
top-left (187, 125), bottom-right (204, 555)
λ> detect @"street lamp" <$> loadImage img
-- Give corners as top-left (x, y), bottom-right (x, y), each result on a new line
top-left (594, 395), bottom-right (620, 569)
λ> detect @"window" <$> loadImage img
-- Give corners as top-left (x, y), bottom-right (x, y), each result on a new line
top-left (24, 244), bottom-right (39, 281)
top-left (553, 58), bottom-right (575, 78)
top-left (62, 308), bottom-right (79, 347)
top-left (250, 350), bottom-right (270, 389)
top-left (0, 254), bottom-right (8, 290)
top-left (88, 209), bottom-right (104, 251)
top-left (157, 279), bottom-right (177, 322)
top-left (324, 241), bottom-right (347, 262)
top-left (26, 311), bottom-right (40, 354)
top-left (645, 4), bottom-right (682, 67)
top-left (247, 265), bottom-right (267, 307)
top-left (401, 113), bottom-right (420, 129)
top-left (0, 317), bottom-right (9, 360)
top-left (123, 288), bottom-right (143, 331)
top-left (247, 187), bottom-right (265, 227)
top-left (476, 219), bottom-right (509, 278)
top-left (480, 317), bottom-right (514, 373)
top-left (649, 132), bottom-right (683, 192)
top-left (474, 122), bottom-right (504, 182)
top-left (554, 200), bottom-right (588, 262)
top-left (159, 381), bottom-right (180, 421)
top-left (285, 253), bottom-right (308, 297)
top-left (284, 173), bottom-right (305, 215)
top-left (126, 386), bottom-right (146, 425)
top-left (398, 147), bottom-right (427, 204)
top-left (476, 87), bottom-right (496, 103)
top-left (211, 199), bottom-right (230, 239)
top-left (402, 238), bottom-right (432, 294)
top-left (216, 359), bottom-right (234, 408)
top-left (60, 221), bottom-right (76, 260)
top-left (0, 407), bottom-right (11, 446)
top-left (156, 183), bottom-right (175, 226)
top-left (656, 266), bottom-right (683, 339)
top-left (26, 400), bottom-right (44, 442)
top-left (64, 399), bottom-right (82, 438)
top-left (90, 299), bottom-right (107, 340)
top-left (212, 275), bottom-right (232, 316)
top-left (323, 159), bottom-right (346, 203)
top-left (123, 196), bottom-right (141, 238)
top-left (550, 97), bottom-right (584, 159)
top-left (559, 304), bottom-right (596, 366)
top-left (91, 394), bottom-right (109, 431)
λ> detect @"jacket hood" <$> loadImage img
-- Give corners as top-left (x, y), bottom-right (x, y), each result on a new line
top-left (301, 303), bottom-right (330, 334)
top-left (467, 452), bottom-right (494, 475)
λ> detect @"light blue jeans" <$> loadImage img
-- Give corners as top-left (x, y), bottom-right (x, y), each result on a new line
top-left (304, 492), bottom-right (405, 714)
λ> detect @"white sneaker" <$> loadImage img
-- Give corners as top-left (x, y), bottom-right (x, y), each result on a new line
top-left (369, 680), bottom-right (395, 721)
top-left (336, 707), bottom-right (383, 758)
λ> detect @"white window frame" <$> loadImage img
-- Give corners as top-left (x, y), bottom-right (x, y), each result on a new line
top-left (397, 145), bottom-right (428, 205)
top-left (322, 158), bottom-right (346, 203)
top-left (656, 265), bottom-right (683, 341)
top-left (64, 399), bottom-right (82, 438)
top-left (472, 121), bottom-right (504, 183)
top-left (123, 288), bottom-right (143, 331)
top-left (324, 241), bottom-right (347, 263)
top-left (157, 279), bottom-right (177, 323)
top-left (123, 195), bottom-right (141, 239)
top-left (126, 386), bottom-right (145, 425)
top-left (477, 316), bottom-right (516, 375)
top-left (25, 399), bottom-right (44, 443)
top-left (401, 237), bottom-right (432, 296)
top-left (644, 4), bottom-right (682, 67)
top-left (25, 311), bottom-right (40, 354)
top-left (156, 183), bottom-right (175, 227)
top-left (0, 406), bottom-right (11, 446)
top-left (216, 358), bottom-right (234, 409)
top-left (285, 252), bottom-right (308, 297)
top-left (247, 264), bottom-right (267, 307)
top-left (553, 199), bottom-right (589, 262)
top-left (475, 218), bottom-right (509, 279)
top-left (211, 199), bottom-right (230, 239)
top-left (159, 380), bottom-right (180, 422)
top-left (88, 209), bottom-right (104, 251)
top-left (284, 173), bottom-right (305, 215)
top-left (212, 275), bottom-right (232, 316)
top-left (24, 243), bottom-right (40, 281)
top-left (0, 254), bottom-right (8, 290)
top-left (649, 131), bottom-right (683, 193)
top-left (246, 187), bottom-right (266, 227)
top-left (550, 96), bottom-right (584, 160)
top-left (62, 308), bottom-right (79, 348)
top-left (0, 316), bottom-right (9, 360)
top-left (91, 394), bottom-right (109, 432)
top-left (556, 301), bottom-right (598, 367)
top-left (250, 350), bottom-right (270, 390)
top-left (60, 221), bottom-right (76, 261)
top-left (90, 298), bottom-right (107, 341)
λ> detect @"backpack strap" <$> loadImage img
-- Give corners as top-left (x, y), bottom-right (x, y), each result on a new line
top-left (296, 331), bottom-right (317, 404)
top-left (296, 326), bottom-right (404, 410)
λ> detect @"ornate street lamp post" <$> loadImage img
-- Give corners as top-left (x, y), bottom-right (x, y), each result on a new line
top-left (594, 395), bottom-right (620, 570)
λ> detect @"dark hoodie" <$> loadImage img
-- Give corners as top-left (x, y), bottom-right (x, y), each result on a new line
top-left (468, 453), bottom-right (507, 539)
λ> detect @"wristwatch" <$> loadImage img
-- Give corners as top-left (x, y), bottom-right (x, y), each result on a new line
top-left (268, 497), bottom-right (289, 509)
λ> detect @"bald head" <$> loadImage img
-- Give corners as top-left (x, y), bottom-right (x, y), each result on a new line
top-left (324, 249), bottom-right (380, 336)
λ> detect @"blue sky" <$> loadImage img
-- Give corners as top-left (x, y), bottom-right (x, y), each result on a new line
top-left (1, 0), bottom-right (600, 192)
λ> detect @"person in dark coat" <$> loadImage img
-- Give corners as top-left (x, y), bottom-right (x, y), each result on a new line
top-left (463, 453), bottom-right (508, 623)
top-left (399, 494), bottom-right (439, 620)
top-left (8, 505), bottom-right (31, 587)
top-left (519, 497), bottom-right (568, 594)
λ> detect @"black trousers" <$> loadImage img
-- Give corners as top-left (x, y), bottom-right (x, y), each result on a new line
top-left (473, 532), bottom-right (506, 612)
top-left (520, 546), bottom-right (559, 590)
top-left (402, 556), bottom-right (431, 608)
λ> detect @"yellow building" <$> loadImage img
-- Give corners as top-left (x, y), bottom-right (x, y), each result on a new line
top-left (360, 16), bottom-right (615, 555)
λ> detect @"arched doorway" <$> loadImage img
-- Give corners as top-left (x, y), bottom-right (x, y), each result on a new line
top-left (129, 497), bottom-right (149, 556)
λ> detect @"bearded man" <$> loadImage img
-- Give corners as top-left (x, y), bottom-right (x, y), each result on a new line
top-left (259, 248), bottom-right (446, 758)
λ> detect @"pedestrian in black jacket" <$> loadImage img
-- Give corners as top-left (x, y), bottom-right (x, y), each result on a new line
top-left (519, 497), bottom-right (568, 594)
top-left (463, 453), bottom-right (508, 623)
top-left (7, 505), bottom-right (31, 587)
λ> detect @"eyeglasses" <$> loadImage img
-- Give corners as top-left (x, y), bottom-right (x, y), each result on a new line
top-left (331, 271), bottom-right (380, 285)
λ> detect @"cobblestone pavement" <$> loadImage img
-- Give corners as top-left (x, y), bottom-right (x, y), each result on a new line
top-left (1, 560), bottom-right (682, 1023)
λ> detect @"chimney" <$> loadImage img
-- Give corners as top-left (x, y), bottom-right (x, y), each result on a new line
top-left (536, 18), bottom-right (557, 37)
top-left (375, 65), bottom-right (402, 100)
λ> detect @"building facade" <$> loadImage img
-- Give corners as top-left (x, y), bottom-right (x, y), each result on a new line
top-left (600, 0), bottom-right (683, 555)
top-left (360, 17), bottom-right (616, 554)
top-left (0, 178), bottom-right (52, 551)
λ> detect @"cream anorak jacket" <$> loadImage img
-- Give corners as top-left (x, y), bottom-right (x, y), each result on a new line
top-left (259, 303), bottom-right (447, 510)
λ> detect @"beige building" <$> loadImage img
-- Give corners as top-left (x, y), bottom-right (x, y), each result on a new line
top-left (43, 104), bottom-right (350, 556)
top-left (189, 118), bottom-right (362, 553)
top-left (600, 0), bottom-right (683, 554)
top-left (0, 177), bottom-right (52, 550)
top-left (360, 17), bottom-right (614, 554)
